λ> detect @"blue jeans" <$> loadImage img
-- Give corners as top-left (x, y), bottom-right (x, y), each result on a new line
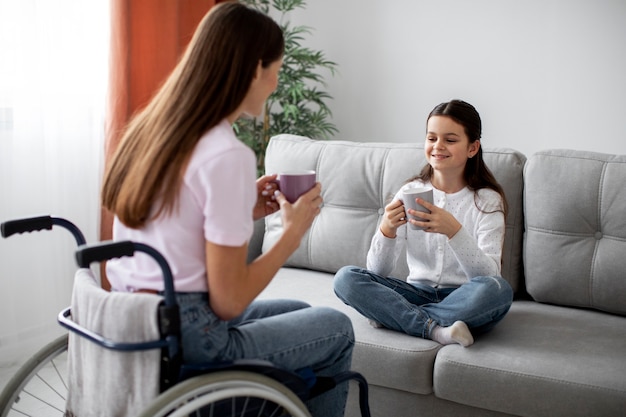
top-left (333, 266), bottom-right (513, 340)
top-left (176, 292), bottom-right (354, 417)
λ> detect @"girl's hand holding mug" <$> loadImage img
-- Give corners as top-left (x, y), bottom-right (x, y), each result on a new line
top-left (379, 199), bottom-right (407, 238)
top-left (409, 198), bottom-right (462, 239)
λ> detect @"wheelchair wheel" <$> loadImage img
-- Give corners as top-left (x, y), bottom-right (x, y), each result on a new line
top-left (138, 370), bottom-right (312, 417)
top-left (0, 334), bottom-right (68, 417)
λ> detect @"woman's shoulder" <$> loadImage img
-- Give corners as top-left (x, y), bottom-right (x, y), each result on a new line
top-left (198, 120), bottom-right (247, 149)
top-left (194, 121), bottom-right (253, 160)
top-left (186, 120), bottom-right (255, 178)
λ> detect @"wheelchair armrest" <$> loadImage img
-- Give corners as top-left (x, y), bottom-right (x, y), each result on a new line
top-left (58, 307), bottom-right (169, 351)
top-left (75, 241), bottom-right (177, 308)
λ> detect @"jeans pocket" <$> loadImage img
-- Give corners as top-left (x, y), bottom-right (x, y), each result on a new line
top-left (178, 293), bottom-right (228, 363)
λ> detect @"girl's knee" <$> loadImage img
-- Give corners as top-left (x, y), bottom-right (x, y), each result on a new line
top-left (334, 265), bottom-right (359, 280)
top-left (472, 275), bottom-right (513, 304)
top-left (493, 276), bottom-right (513, 298)
top-left (333, 265), bottom-right (360, 296)
top-left (474, 275), bottom-right (511, 291)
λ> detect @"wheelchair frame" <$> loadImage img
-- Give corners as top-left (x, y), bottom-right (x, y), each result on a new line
top-left (1, 216), bottom-right (371, 417)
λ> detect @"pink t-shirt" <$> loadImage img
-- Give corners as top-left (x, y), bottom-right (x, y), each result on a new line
top-left (106, 119), bottom-right (257, 292)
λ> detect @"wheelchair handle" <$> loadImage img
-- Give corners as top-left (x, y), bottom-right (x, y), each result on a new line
top-left (75, 241), bottom-right (177, 308)
top-left (1, 215), bottom-right (86, 246)
top-left (75, 240), bottom-right (135, 267)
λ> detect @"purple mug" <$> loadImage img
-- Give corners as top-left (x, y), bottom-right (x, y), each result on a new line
top-left (275, 170), bottom-right (316, 203)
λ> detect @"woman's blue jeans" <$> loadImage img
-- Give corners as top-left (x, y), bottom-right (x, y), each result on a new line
top-left (333, 266), bottom-right (513, 340)
top-left (176, 293), bottom-right (354, 417)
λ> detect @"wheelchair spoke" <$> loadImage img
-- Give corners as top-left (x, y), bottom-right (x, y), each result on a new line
top-left (1, 337), bottom-right (69, 417)
top-left (137, 372), bottom-right (311, 417)
top-left (11, 389), bottom-right (64, 416)
top-left (49, 358), bottom-right (68, 392)
top-left (269, 404), bottom-right (284, 417)
top-left (34, 372), bottom-right (66, 403)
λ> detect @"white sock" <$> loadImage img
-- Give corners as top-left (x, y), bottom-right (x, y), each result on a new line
top-left (368, 319), bottom-right (385, 329)
top-left (431, 321), bottom-right (474, 347)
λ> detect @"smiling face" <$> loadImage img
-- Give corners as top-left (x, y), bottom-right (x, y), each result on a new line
top-left (425, 115), bottom-right (480, 180)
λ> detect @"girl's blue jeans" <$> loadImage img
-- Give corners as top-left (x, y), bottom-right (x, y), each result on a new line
top-left (176, 292), bottom-right (354, 417)
top-left (333, 266), bottom-right (513, 340)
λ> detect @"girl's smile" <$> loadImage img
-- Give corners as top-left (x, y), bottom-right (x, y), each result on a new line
top-left (425, 115), bottom-right (480, 192)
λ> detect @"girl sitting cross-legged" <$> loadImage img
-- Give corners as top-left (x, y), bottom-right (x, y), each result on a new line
top-left (334, 99), bottom-right (513, 348)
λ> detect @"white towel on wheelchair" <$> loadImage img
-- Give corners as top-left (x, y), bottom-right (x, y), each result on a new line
top-left (65, 268), bottom-right (163, 417)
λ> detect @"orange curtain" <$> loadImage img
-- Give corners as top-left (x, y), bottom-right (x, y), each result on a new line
top-left (101, 0), bottom-right (221, 288)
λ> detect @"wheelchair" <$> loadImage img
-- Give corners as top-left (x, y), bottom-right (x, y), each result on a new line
top-left (1, 216), bottom-right (371, 417)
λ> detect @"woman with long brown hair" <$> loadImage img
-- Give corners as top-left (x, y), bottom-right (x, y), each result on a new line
top-left (102, 3), bottom-right (354, 416)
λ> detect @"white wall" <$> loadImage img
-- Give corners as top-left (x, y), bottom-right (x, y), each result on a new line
top-left (288, 0), bottom-right (626, 158)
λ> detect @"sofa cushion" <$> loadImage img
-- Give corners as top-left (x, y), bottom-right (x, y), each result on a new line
top-left (262, 135), bottom-right (526, 292)
top-left (433, 301), bottom-right (626, 417)
top-left (524, 150), bottom-right (626, 315)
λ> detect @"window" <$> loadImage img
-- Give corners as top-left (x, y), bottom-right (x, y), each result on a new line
top-left (0, 0), bottom-right (109, 362)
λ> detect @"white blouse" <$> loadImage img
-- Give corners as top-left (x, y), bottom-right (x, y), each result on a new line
top-left (367, 181), bottom-right (505, 288)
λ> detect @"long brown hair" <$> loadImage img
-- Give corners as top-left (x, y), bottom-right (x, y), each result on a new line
top-left (414, 100), bottom-right (508, 216)
top-left (102, 2), bottom-right (284, 228)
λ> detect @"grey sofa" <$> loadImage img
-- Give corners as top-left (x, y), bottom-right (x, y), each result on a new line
top-left (251, 135), bottom-right (626, 417)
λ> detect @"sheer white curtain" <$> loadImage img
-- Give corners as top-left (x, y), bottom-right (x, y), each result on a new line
top-left (0, 0), bottom-right (109, 364)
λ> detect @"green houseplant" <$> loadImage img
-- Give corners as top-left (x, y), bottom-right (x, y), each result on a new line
top-left (235, 0), bottom-right (338, 175)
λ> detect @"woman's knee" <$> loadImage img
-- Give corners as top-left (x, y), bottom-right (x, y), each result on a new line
top-left (315, 306), bottom-right (355, 342)
top-left (283, 299), bottom-right (311, 311)
top-left (239, 299), bottom-right (311, 322)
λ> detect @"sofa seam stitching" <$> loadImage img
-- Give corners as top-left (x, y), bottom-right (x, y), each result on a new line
top-left (525, 226), bottom-right (626, 242)
top-left (356, 340), bottom-right (441, 354)
top-left (441, 359), bottom-right (626, 394)
top-left (589, 161), bottom-right (608, 307)
top-left (380, 148), bottom-right (391, 208)
top-left (308, 141), bottom-right (326, 266)
top-left (504, 161), bottom-right (525, 285)
top-left (533, 151), bottom-right (626, 164)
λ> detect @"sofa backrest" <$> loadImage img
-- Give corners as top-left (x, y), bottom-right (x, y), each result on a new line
top-left (524, 149), bottom-right (626, 315)
top-left (261, 135), bottom-right (526, 293)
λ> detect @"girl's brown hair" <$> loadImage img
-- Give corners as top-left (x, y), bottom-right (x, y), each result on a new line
top-left (102, 2), bottom-right (284, 228)
top-left (414, 100), bottom-right (508, 217)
